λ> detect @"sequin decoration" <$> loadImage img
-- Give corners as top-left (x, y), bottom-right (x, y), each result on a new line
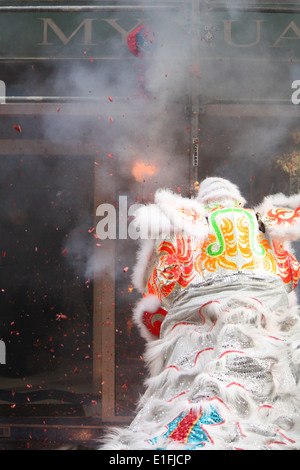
top-left (148, 407), bottom-right (225, 449)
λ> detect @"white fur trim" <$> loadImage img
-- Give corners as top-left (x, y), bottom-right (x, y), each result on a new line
top-left (131, 238), bottom-right (155, 292)
top-left (255, 193), bottom-right (300, 242)
top-left (132, 204), bottom-right (173, 239)
top-left (264, 222), bottom-right (300, 242)
top-left (256, 193), bottom-right (300, 213)
top-left (132, 295), bottom-right (163, 342)
top-left (255, 193), bottom-right (300, 217)
top-left (288, 290), bottom-right (298, 308)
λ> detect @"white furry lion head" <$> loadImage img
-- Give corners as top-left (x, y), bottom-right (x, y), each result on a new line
top-left (196, 177), bottom-right (246, 206)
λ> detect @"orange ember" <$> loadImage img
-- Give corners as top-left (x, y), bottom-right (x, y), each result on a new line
top-left (132, 161), bottom-right (157, 182)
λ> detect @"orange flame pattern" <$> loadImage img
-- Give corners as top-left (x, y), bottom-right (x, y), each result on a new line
top-left (145, 207), bottom-right (300, 302)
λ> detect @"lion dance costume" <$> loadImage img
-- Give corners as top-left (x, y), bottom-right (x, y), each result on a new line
top-left (102, 177), bottom-right (300, 450)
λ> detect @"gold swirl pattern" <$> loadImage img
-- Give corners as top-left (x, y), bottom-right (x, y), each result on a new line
top-left (236, 214), bottom-right (277, 274)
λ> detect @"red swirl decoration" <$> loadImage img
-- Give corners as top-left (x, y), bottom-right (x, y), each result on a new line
top-left (147, 235), bottom-right (196, 299)
top-left (142, 307), bottom-right (168, 337)
top-left (265, 207), bottom-right (300, 225)
top-left (272, 240), bottom-right (300, 288)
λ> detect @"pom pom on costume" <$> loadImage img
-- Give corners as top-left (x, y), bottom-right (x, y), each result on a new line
top-left (127, 26), bottom-right (155, 58)
top-left (133, 295), bottom-right (167, 342)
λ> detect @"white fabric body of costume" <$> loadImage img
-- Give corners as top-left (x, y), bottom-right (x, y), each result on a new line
top-left (102, 178), bottom-right (300, 450)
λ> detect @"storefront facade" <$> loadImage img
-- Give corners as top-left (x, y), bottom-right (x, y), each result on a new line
top-left (0, 0), bottom-right (299, 447)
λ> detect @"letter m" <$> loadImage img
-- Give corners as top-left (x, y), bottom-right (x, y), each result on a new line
top-left (38, 18), bottom-right (97, 45)
top-left (0, 341), bottom-right (6, 364)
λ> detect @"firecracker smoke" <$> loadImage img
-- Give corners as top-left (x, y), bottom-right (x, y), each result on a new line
top-left (1, 0), bottom-right (300, 282)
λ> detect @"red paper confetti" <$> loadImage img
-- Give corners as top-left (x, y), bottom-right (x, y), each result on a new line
top-left (56, 313), bottom-right (67, 321)
top-left (13, 125), bottom-right (22, 133)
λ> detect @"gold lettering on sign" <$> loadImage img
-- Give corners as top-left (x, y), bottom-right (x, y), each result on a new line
top-left (102, 18), bottom-right (144, 45)
top-left (37, 18), bottom-right (97, 46)
top-left (272, 21), bottom-right (300, 47)
top-left (223, 20), bottom-right (265, 47)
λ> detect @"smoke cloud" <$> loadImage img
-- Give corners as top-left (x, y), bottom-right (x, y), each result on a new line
top-left (1, 0), bottom-right (299, 281)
